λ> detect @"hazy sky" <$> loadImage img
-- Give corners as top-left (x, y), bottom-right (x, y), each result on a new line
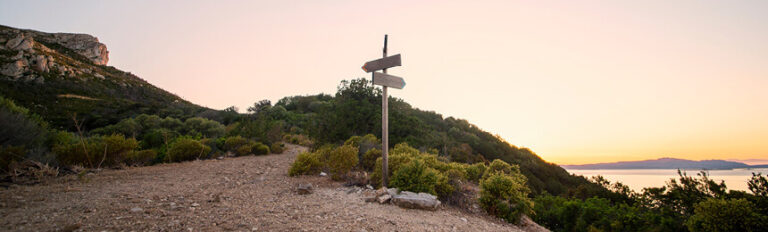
top-left (2, 0), bottom-right (767, 164)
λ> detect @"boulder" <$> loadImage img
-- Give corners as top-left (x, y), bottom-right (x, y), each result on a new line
top-left (391, 191), bottom-right (441, 211)
top-left (1, 60), bottom-right (26, 77)
top-left (297, 183), bottom-right (313, 195)
top-left (5, 33), bottom-right (24, 49)
top-left (386, 188), bottom-right (399, 196)
top-left (30, 55), bottom-right (51, 72)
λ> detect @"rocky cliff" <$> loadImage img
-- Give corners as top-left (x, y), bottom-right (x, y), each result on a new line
top-left (0, 24), bottom-right (206, 130)
top-left (0, 25), bottom-right (110, 81)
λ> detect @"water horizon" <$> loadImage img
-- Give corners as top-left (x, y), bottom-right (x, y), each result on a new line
top-left (566, 168), bottom-right (768, 192)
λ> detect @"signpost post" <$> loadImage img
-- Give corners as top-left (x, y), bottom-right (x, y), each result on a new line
top-left (361, 35), bottom-right (405, 187)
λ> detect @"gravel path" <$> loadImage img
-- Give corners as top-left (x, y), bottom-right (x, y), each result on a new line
top-left (0, 144), bottom-right (540, 231)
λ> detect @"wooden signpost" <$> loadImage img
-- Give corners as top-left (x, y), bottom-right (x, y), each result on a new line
top-left (362, 35), bottom-right (405, 187)
top-left (372, 72), bottom-right (405, 89)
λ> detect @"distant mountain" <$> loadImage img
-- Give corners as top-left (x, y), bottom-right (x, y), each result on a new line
top-left (561, 158), bottom-right (760, 170)
top-left (727, 159), bottom-right (768, 166)
top-left (0, 25), bottom-right (208, 130)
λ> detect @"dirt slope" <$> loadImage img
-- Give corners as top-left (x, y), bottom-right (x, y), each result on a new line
top-left (0, 144), bottom-right (542, 231)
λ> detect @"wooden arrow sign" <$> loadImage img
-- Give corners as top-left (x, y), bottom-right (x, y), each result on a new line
top-left (362, 54), bottom-right (401, 72)
top-left (373, 72), bottom-right (405, 89)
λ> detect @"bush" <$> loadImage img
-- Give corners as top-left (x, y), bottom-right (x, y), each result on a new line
top-left (361, 148), bottom-right (381, 171)
top-left (344, 134), bottom-right (380, 158)
top-left (466, 162), bottom-right (487, 183)
top-left (479, 173), bottom-right (533, 224)
top-left (125, 149), bottom-right (157, 166)
top-left (315, 144), bottom-right (335, 165)
top-left (328, 145), bottom-right (358, 180)
top-left (686, 198), bottom-right (765, 232)
top-left (166, 138), bottom-right (211, 162)
top-left (252, 142), bottom-right (270, 155)
top-left (371, 152), bottom-right (415, 187)
top-left (482, 159), bottom-right (517, 180)
top-left (271, 142), bottom-right (284, 154)
top-left (235, 144), bottom-right (253, 156)
top-left (288, 151), bottom-right (323, 176)
top-left (54, 134), bottom-right (139, 168)
top-left (392, 142), bottom-right (419, 157)
top-left (224, 136), bottom-right (248, 151)
top-left (183, 117), bottom-right (226, 138)
top-left (390, 159), bottom-right (442, 195)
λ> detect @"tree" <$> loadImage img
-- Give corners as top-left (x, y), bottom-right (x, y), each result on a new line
top-left (248, 99), bottom-right (272, 115)
top-left (748, 173), bottom-right (768, 197)
top-left (686, 198), bottom-right (765, 232)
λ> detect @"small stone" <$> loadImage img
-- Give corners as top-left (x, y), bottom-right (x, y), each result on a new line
top-left (377, 194), bottom-right (391, 204)
top-left (361, 191), bottom-right (377, 202)
top-left (375, 188), bottom-right (388, 197)
top-left (319, 172), bottom-right (327, 177)
top-left (130, 207), bottom-right (143, 213)
top-left (191, 203), bottom-right (200, 207)
top-left (297, 183), bottom-right (313, 195)
top-left (366, 185), bottom-right (373, 190)
top-left (460, 217), bottom-right (467, 223)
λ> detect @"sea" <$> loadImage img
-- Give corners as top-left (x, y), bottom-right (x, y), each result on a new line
top-left (566, 168), bottom-right (768, 192)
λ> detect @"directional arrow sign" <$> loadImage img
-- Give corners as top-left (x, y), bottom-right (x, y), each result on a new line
top-left (362, 54), bottom-right (401, 72)
top-left (373, 72), bottom-right (405, 89)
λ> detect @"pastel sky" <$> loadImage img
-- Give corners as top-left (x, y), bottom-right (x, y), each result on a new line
top-left (2, 0), bottom-right (767, 165)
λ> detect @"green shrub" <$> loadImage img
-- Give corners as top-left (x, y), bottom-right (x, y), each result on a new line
top-left (252, 142), bottom-right (270, 155)
top-left (271, 142), bottom-right (284, 154)
top-left (315, 144), bottom-right (335, 165)
top-left (235, 144), bottom-right (253, 156)
top-left (126, 149), bottom-right (157, 166)
top-left (686, 198), bottom-right (765, 232)
top-left (224, 136), bottom-right (248, 151)
top-left (392, 142), bottom-right (419, 157)
top-left (183, 117), bottom-right (226, 138)
top-left (288, 151), bottom-right (323, 176)
top-left (390, 159), bottom-right (443, 195)
top-left (166, 138), bottom-right (211, 162)
top-left (54, 134), bottom-right (139, 168)
top-left (482, 159), bottom-right (521, 181)
top-left (344, 134), bottom-right (380, 157)
top-left (479, 173), bottom-right (533, 224)
top-left (466, 162), bottom-right (487, 183)
top-left (371, 152), bottom-right (415, 187)
top-left (361, 148), bottom-right (381, 171)
top-left (328, 144), bottom-right (358, 180)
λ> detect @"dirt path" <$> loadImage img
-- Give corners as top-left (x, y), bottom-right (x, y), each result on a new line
top-left (0, 144), bottom-right (537, 231)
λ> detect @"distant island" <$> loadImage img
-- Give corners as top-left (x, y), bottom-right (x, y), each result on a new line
top-left (562, 158), bottom-right (768, 170)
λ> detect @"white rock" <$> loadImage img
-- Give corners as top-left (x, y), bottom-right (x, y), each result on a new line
top-left (1, 60), bottom-right (26, 77)
top-left (130, 207), bottom-right (143, 213)
top-left (391, 191), bottom-right (441, 211)
top-left (319, 172), bottom-right (327, 177)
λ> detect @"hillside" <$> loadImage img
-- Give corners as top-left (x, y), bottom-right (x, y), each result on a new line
top-left (271, 80), bottom-right (597, 196)
top-left (562, 158), bottom-right (752, 170)
top-left (0, 24), bottom-right (597, 197)
top-left (0, 24), bottom-right (207, 131)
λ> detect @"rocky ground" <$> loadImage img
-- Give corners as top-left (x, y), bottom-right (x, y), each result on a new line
top-left (0, 144), bottom-right (546, 231)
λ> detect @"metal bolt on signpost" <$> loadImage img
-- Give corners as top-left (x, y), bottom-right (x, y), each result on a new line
top-left (361, 34), bottom-right (405, 187)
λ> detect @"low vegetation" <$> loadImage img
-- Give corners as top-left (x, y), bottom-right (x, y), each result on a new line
top-left (533, 172), bottom-right (768, 232)
top-left (289, 134), bottom-right (535, 224)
